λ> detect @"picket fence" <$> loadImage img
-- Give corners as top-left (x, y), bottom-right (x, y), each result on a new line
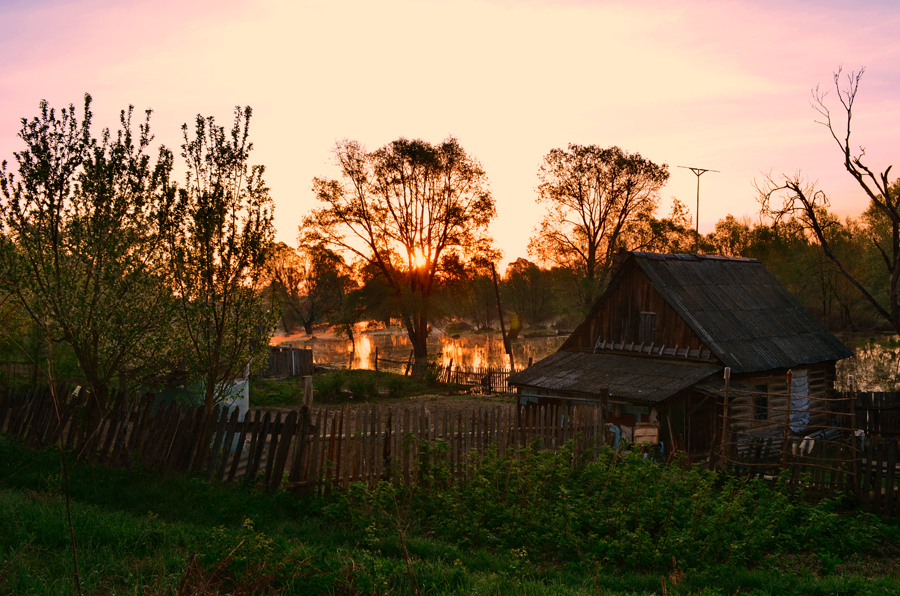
top-left (0, 386), bottom-right (605, 494)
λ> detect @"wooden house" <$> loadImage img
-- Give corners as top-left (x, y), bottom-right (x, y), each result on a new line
top-left (507, 251), bottom-right (853, 456)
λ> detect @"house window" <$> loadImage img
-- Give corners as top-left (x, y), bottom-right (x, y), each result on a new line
top-left (753, 385), bottom-right (768, 420)
top-left (639, 311), bottom-right (656, 343)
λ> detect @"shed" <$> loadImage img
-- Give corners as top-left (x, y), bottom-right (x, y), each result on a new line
top-left (508, 251), bottom-right (853, 456)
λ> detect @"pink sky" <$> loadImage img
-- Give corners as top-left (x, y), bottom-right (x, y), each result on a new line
top-left (3, 0), bottom-right (900, 268)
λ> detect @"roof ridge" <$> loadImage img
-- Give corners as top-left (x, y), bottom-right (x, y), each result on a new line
top-left (630, 251), bottom-right (759, 263)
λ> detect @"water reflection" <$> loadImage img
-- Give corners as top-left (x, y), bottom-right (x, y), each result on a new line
top-left (276, 330), bottom-right (899, 391)
top-left (836, 338), bottom-right (900, 392)
top-left (277, 329), bottom-right (568, 371)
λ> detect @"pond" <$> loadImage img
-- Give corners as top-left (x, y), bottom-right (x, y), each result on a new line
top-left (273, 329), bottom-right (900, 391)
top-left (274, 327), bottom-right (569, 371)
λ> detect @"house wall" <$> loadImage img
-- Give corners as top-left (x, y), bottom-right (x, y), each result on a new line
top-left (728, 362), bottom-right (837, 435)
top-left (561, 264), bottom-right (714, 356)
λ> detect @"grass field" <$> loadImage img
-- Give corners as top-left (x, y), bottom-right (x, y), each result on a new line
top-left (2, 430), bottom-right (900, 595)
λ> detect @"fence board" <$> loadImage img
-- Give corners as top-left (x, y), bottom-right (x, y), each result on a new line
top-left (14, 384), bottom-right (900, 517)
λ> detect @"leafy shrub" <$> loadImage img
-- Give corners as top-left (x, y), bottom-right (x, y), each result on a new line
top-left (313, 371), bottom-right (345, 402)
top-left (335, 443), bottom-right (900, 573)
top-left (347, 374), bottom-right (378, 399)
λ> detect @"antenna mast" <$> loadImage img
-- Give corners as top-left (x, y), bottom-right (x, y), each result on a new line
top-left (678, 165), bottom-right (719, 252)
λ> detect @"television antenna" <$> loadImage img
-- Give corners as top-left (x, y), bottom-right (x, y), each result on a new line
top-left (678, 166), bottom-right (719, 251)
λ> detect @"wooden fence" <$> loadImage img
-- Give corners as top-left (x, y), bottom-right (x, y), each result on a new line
top-left (260, 347), bottom-right (314, 378)
top-left (853, 391), bottom-right (900, 436)
top-left (0, 386), bottom-right (605, 494)
top-left (714, 387), bottom-right (900, 517)
top-left (373, 350), bottom-right (524, 394)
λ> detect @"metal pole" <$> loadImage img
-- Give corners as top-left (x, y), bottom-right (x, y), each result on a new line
top-left (678, 166), bottom-right (719, 252)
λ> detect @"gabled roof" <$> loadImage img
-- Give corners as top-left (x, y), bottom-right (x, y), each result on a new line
top-left (509, 351), bottom-right (721, 403)
top-left (609, 252), bottom-right (852, 373)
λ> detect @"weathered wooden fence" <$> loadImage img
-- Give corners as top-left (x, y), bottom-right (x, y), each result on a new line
top-left (373, 350), bottom-right (523, 394)
top-left (0, 386), bottom-right (605, 495)
top-left (853, 391), bottom-right (900, 436)
top-left (713, 386), bottom-right (900, 517)
top-left (260, 347), bottom-right (314, 378)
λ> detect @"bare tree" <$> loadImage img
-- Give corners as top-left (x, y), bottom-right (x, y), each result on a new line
top-left (757, 67), bottom-right (900, 333)
top-left (528, 144), bottom-right (669, 311)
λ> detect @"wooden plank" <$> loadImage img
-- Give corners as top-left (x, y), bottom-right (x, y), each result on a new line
top-left (268, 410), bottom-right (297, 493)
top-left (381, 408), bottom-right (392, 482)
top-left (402, 407), bottom-right (411, 485)
top-left (886, 439), bottom-right (898, 518)
top-left (263, 411), bottom-right (283, 488)
top-left (108, 398), bottom-right (136, 466)
top-left (174, 406), bottom-right (204, 473)
top-left (214, 408), bottom-right (242, 483)
top-left (190, 405), bottom-right (219, 474)
top-left (227, 410), bottom-right (252, 483)
top-left (98, 394), bottom-right (126, 461)
top-left (147, 401), bottom-right (179, 469)
top-left (204, 407), bottom-right (230, 481)
top-left (29, 392), bottom-right (55, 449)
top-left (873, 439), bottom-right (886, 516)
top-left (248, 411), bottom-right (272, 482)
top-left (286, 406), bottom-right (309, 487)
top-left (307, 408), bottom-right (325, 491)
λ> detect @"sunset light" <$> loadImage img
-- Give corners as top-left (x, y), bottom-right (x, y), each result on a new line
top-left (4, 0), bottom-right (900, 268)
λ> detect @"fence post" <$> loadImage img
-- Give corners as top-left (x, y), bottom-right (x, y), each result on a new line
top-left (303, 376), bottom-right (314, 408)
top-left (374, 347), bottom-right (379, 372)
top-left (781, 370), bottom-right (794, 466)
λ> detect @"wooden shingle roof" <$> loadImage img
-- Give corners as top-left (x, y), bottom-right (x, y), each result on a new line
top-left (627, 252), bottom-right (852, 373)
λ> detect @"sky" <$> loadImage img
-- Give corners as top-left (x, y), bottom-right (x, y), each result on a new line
top-left (2, 0), bottom-right (900, 269)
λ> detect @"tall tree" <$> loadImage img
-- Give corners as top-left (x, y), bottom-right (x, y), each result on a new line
top-left (528, 144), bottom-right (669, 311)
top-left (268, 242), bottom-right (346, 335)
top-left (502, 258), bottom-right (556, 327)
top-left (169, 106), bottom-right (276, 412)
top-left (758, 67), bottom-right (900, 334)
top-left (0, 94), bottom-right (179, 400)
top-left (303, 137), bottom-right (497, 366)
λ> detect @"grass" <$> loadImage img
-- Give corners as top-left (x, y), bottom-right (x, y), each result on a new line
top-left (1, 437), bottom-right (899, 595)
top-left (251, 369), bottom-right (466, 407)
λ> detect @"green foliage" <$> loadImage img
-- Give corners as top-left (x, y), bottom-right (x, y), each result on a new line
top-left (169, 106), bottom-right (277, 412)
top-left (346, 372), bottom-right (378, 399)
top-left (0, 437), bottom-right (898, 595)
top-left (313, 370), bottom-right (345, 402)
top-left (249, 376), bottom-right (305, 407)
top-left (0, 94), bottom-right (181, 398)
top-left (337, 444), bottom-right (900, 573)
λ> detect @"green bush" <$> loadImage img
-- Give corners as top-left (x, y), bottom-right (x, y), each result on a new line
top-left (313, 370), bottom-right (345, 402)
top-left (334, 443), bottom-right (900, 573)
top-left (347, 374), bottom-right (378, 399)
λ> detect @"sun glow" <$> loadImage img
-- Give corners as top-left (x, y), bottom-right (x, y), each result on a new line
top-left (410, 249), bottom-right (428, 269)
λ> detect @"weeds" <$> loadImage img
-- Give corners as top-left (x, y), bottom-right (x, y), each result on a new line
top-left (1, 436), bottom-right (899, 595)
